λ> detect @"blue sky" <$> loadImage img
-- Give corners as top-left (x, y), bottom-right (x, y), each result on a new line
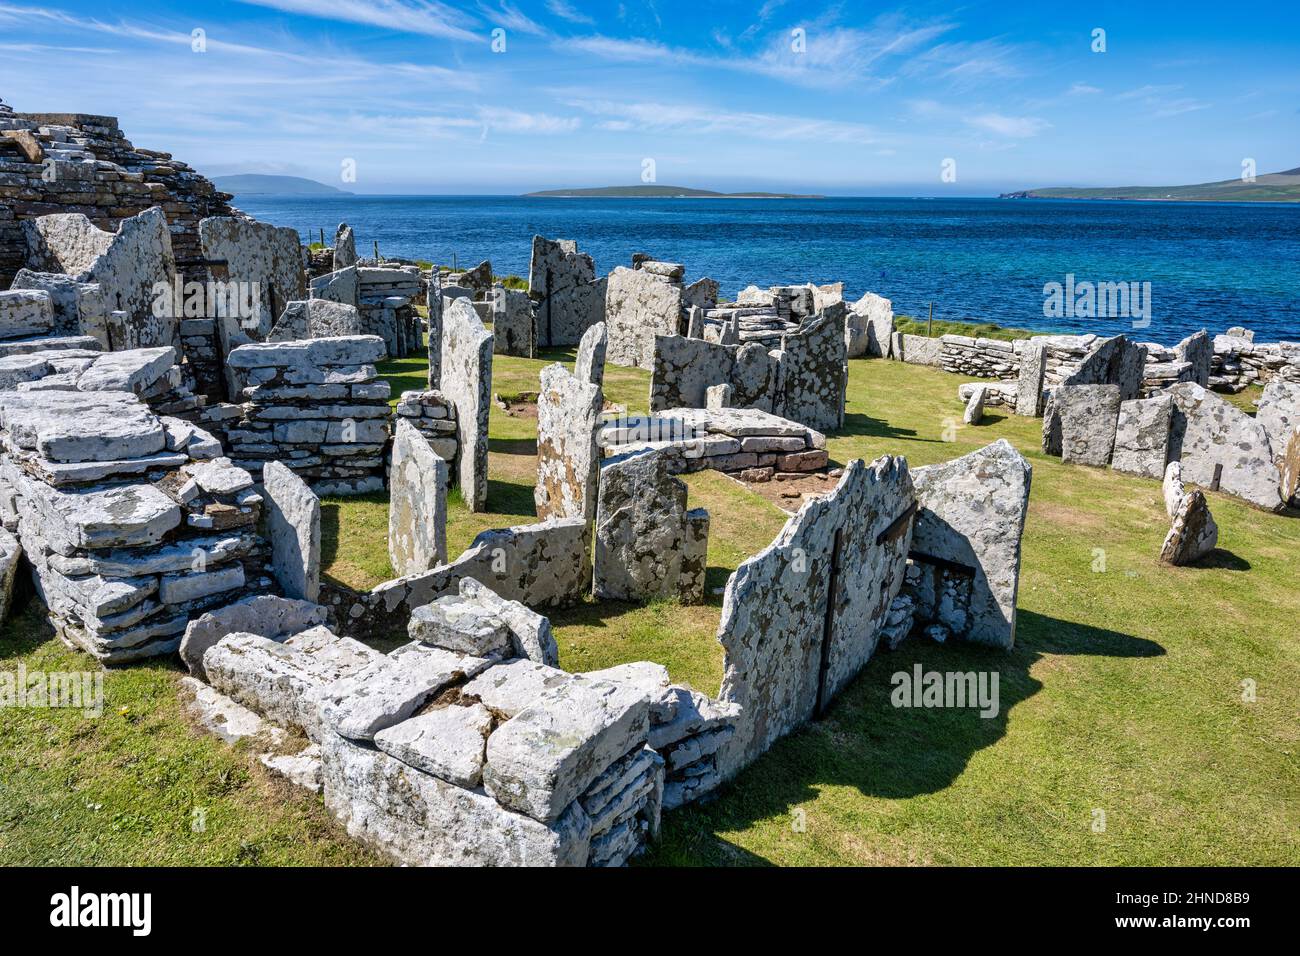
top-left (1, 0), bottom-right (1297, 194)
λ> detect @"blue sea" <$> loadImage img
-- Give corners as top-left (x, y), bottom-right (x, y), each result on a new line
top-left (235, 195), bottom-right (1300, 345)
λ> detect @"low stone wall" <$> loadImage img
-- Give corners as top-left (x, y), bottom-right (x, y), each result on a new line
top-left (224, 336), bottom-right (390, 495)
top-left (394, 390), bottom-right (458, 461)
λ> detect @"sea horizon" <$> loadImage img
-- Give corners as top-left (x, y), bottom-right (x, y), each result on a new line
top-left (236, 194), bottom-right (1300, 346)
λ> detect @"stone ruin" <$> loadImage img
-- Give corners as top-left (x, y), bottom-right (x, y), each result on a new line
top-left (529, 236), bottom-right (606, 350)
top-left (0, 103), bottom-right (234, 290)
top-left (605, 260), bottom-right (686, 370)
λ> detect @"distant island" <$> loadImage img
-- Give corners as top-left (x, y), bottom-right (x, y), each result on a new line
top-left (211, 174), bottom-right (354, 196)
top-left (1001, 167), bottom-right (1300, 202)
top-left (524, 184), bottom-right (824, 199)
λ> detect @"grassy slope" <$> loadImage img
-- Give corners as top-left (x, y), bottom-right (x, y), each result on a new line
top-left (3, 351), bottom-right (1297, 866)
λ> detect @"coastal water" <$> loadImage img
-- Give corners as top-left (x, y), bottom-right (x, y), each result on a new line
top-left (236, 195), bottom-right (1300, 345)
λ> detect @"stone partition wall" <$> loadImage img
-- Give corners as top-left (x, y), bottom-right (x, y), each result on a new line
top-left (535, 363), bottom-right (602, 525)
top-left (224, 336), bottom-right (391, 495)
top-left (529, 236), bottom-right (606, 347)
top-left (715, 455), bottom-right (916, 776)
top-left (605, 264), bottom-right (684, 370)
top-left (199, 217), bottom-right (307, 359)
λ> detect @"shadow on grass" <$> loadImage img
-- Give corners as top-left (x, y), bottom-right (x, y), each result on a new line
top-left (1191, 549), bottom-right (1251, 571)
top-left (485, 476), bottom-right (537, 517)
top-left (645, 608), bottom-right (1164, 866)
top-left (838, 411), bottom-right (936, 443)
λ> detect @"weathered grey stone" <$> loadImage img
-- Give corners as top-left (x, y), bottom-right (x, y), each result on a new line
top-left (36, 481), bottom-right (180, 551)
top-left (0, 527), bottom-right (20, 627)
top-left (260, 745), bottom-right (323, 792)
top-left (901, 334), bottom-right (942, 367)
top-left (441, 297), bottom-right (492, 512)
top-left (312, 644), bottom-right (492, 741)
top-left (1167, 382), bottom-right (1284, 512)
top-left (682, 277), bottom-right (719, 311)
top-left (310, 265), bottom-right (359, 308)
top-left (1257, 378), bottom-right (1300, 465)
top-left (776, 313), bottom-right (846, 433)
top-left (1175, 329), bottom-right (1211, 387)
top-left (535, 363), bottom-right (602, 527)
top-left (907, 440), bottom-right (1031, 650)
top-left (491, 286), bottom-right (534, 357)
top-left (604, 266), bottom-right (682, 370)
top-left (199, 216), bottom-right (306, 355)
top-left (484, 678), bottom-right (651, 823)
top-left (1062, 334), bottom-right (1146, 401)
top-left (181, 675), bottom-right (286, 746)
top-left (529, 236), bottom-right (604, 348)
top-left (1279, 425), bottom-right (1300, 506)
top-left (574, 321), bottom-right (607, 388)
top-left (321, 729), bottom-right (591, 866)
top-left (333, 223), bottom-right (357, 271)
top-left (594, 448), bottom-right (709, 604)
top-left (1015, 339), bottom-right (1048, 416)
top-left (263, 460), bottom-right (320, 601)
top-left (847, 292), bottom-right (892, 358)
top-left (457, 577), bottom-right (559, 666)
top-left (159, 564), bottom-right (244, 604)
top-left (226, 335), bottom-right (385, 368)
top-left (463, 658), bottom-right (573, 717)
top-left (1111, 394), bottom-right (1173, 479)
top-left (717, 456), bottom-right (914, 776)
top-left (1163, 460), bottom-right (1186, 518)
top-left (389, 418), bottom-right (448, 576)
top-left (180, 594), bottom-right (328, 682)
top-left (9, 271), bottom-right (107, 345)
top-left (1160, 489), bottom-right (1218, 565)
top-left (25, 207), bottom-right (178, 350)
top-left (409, 594), bottom-right (511, 657)
top-left (0, 389), bottom-right (164, 462)
top-left (0, 289), bottom-right (53, 340)
top-left (650, 335), bottom-right (735, 412)
top-left (373, 702), bottom-right (494, 787)
top-left (963, 384), bottom-right (986, 425)
top-left (1043, 384), bottom-right (1121, 466)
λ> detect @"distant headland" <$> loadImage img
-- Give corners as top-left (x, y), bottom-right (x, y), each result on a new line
top-left (523, 184), bottom-right (824, 199)
top-left (1001, 167), bottom-right (1300, 202)
top-left (211, 174), bottom-right (353, 197)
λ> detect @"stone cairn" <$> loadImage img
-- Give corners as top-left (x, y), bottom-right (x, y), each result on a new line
top-left (0, 352), bottom-right (269, 662)
top-left (223, 336), bottom-right (391, 495)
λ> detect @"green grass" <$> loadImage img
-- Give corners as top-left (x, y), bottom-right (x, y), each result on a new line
top-left (893, 314), bottom-right (1041, 341)
top-left (3, 351), bottom-right (1297, 866)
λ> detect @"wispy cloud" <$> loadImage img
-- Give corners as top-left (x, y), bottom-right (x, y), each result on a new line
top-left (963, 112), bottom-right (1050, 137)
top-left (546, 0), bottom-right (594, 26)
top-left (1067, 82), bottom-right (1101, 95)
top-left (236, 0), bottom-right (480, 41)
top-left (565, 97), bottom-right (884, 145)
top-left (479, 1), bottom-right (547, 36)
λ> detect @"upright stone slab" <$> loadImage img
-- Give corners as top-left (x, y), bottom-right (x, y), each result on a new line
top-left (492, 287), bottom-right (535, 357)
top-left (1062, 334), bottom-right (1146, 401)
top-left (847, 292), bottom-right (892, 358)
top-left (650, 335), bottom-right (735, 412)
top-left (775, 313), bottom-right (847, 433)
top-left (333, 223), bottom-right (357, 271)
top-left (535, 364), bottom-right (603, 527)
top-left (1279, 425), bottom-right (1300, 507)
top-left (1111, 393), bottom-right (1173, 479)
top-left (441, 297), bottom-right (493, 512)
top-left (529, 236), bottom-right (604, 347)
top-left (1043, 384), bottom-right (1121, 466)
top-left (263, 460), bottom-right (320, 601)
top-left (25, 207), bottom-right (177, 350)
top-left (1175, 329), bottom-right (1211, 387)
top-left (604, 266), bottom-right (682, 370)
top-left (574, 321), bottom-right (607, 388)
top-left (426, 270), bottom-right (442, 389)
top-left (199, 216), bottom-right (307, 356)
top-left (1166, 382), bottom-right (1284, 512)
top-left (0, 527), bottom-right (20, 627)
top-left (593, 448), bottom-right (709, 605)
top-left (716, 456), bottom-right (914, 777)
top-left (907, 440), bottom-right (1031, 649)
top-left (1015, 339), bottom-right (1048, 416)
top-left (389, 418), bottom-right (448, 576)
top-left (9, 270), bottom-right (108, 345)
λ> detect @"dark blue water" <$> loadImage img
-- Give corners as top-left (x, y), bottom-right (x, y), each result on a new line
top-left (236, 196), bottom-right (1300, 345)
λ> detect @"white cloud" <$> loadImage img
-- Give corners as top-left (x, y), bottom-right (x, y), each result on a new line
top-left (546, 0), bottom-right (594, 26)
top-left (964, 112), bottom-right (1050, 137)
top-left (565, 97), bottom-right (883, 145)
top-left (236, 0), bottom-right (479, 41)
top-left (479, 1), bottom-right (547, 36)
top-left (1067, 82), bottom-right (1101, 95)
